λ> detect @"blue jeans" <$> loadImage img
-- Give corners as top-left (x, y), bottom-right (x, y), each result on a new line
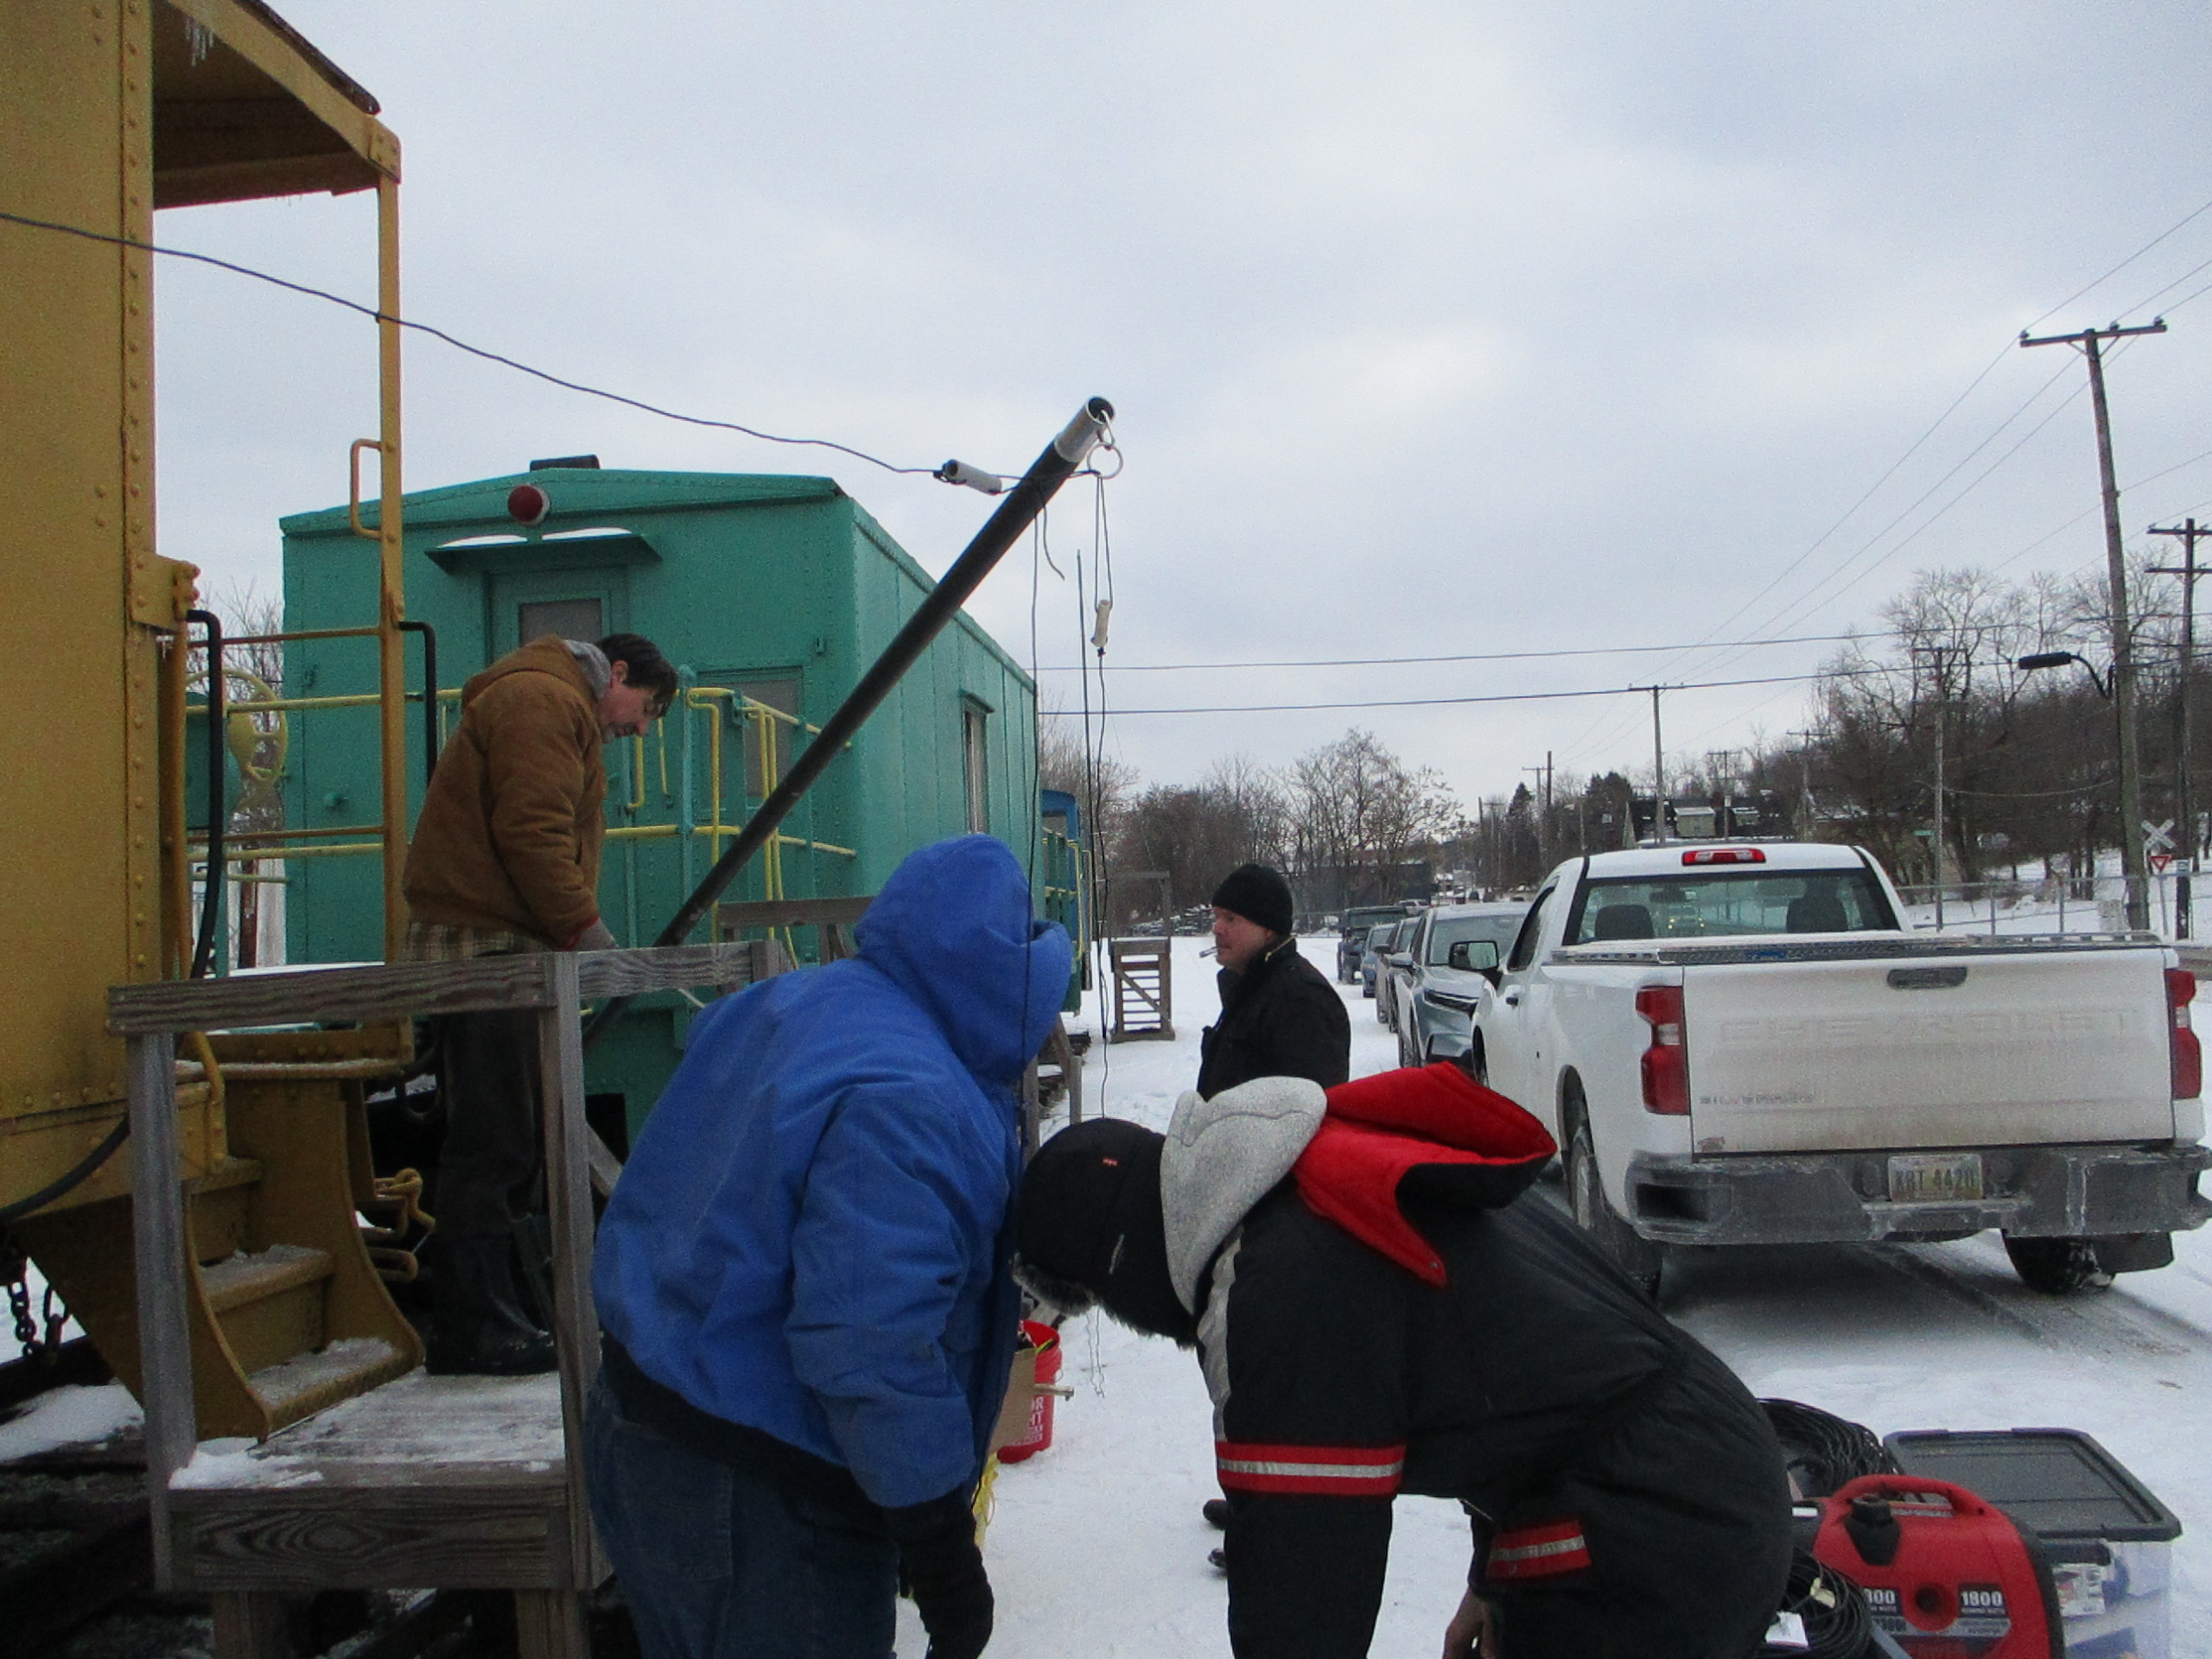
top-left (584, 1370), bottom-right (899, 1659)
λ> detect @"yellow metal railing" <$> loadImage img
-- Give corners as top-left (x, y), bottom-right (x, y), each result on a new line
top-left (189, 684), bottom-right (859, 877)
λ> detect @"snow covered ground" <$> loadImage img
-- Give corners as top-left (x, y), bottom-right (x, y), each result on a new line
top-left (6, 926), bottom-right (2203, 1655)
top-left (947, 931), bottom-right (2212, 1659)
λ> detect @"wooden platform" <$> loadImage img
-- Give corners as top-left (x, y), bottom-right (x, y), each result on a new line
top-left (105, 942), bottom-right (790, 1659)
top-left (168, 1370), bottom-right (572, 1592)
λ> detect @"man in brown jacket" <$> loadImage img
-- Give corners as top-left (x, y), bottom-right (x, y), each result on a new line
top-left (404, 632), bottom-right (677, 1374)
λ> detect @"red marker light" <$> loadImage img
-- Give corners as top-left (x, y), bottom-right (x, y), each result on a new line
top-left (508, 483), bottom-right (550, 525)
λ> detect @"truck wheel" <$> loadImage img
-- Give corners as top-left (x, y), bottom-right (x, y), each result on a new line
top-left (1567, 1124), bottom-right (1663, 1301)
top-left (2003, 1236), bottom-right (2113, 1294)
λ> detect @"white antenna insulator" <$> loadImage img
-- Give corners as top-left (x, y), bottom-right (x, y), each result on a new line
top-left (934, 459), bottom-right (1004, 495)
top-left (1091, 598), bottom-right (1113, 652)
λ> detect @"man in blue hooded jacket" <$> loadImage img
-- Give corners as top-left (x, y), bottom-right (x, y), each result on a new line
top-left (587, 836), bottom-right (1071, 1659)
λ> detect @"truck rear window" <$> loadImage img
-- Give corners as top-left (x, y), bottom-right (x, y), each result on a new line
top-left (1564, 868), bottom-right (1897, 944)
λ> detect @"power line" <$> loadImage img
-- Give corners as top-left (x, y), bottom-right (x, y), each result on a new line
top-left (2028, 189), bottom-right (2212, 333)
top-left (1032, 629), bottom-right (1882, 674)
top-left (1560, 195), bottom-right (2212, 762)
top-left (0, 207), bottom-right (961, 479)
top-left (1567, 355), bottom-right (2096, 768)
top-left (1108, 666), bottom-right (1888, 717)
top-left (1034, 620), bottom-right (2068, 677)
top-left (1719, 364), bottom-right (2089, 648)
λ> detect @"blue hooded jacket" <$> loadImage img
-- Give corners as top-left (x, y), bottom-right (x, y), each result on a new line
top-left (594, 836), bottom-right (1072, 1509)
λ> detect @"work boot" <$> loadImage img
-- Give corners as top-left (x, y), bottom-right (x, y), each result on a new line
top-left (425, 1235), bottom-right (557, 1376)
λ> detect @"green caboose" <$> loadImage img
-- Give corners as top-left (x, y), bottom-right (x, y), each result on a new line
top-left (276, 461), bottom-right (1055, 1136)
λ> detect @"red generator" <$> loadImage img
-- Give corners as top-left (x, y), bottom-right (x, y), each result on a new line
top-left (1814, 1475), bottom-right (2063, 1658)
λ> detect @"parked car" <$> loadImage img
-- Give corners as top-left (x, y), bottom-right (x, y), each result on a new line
top-left (1358, 923), bottom-right (1397, 999)
top-left (1337, 904), bottom-right (1411, 982)
top-left (1470, 840), bottom-right (2210, 1297)
top-left (1395, 901), bottom-right (1530, 1070)
top-left (1376, 914), bottom-right (1421, 1029)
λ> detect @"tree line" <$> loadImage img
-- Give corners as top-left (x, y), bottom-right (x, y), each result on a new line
top-left (1753, 561), bottom-right (2208, 888)
top-left (1045, 558), bottom-right (2210, 926)
top-left (1040, 725), bottom-right (1464, 927)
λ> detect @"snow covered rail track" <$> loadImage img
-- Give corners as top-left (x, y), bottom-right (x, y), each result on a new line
top-left (0, 1445), bottom-right (153, 1658)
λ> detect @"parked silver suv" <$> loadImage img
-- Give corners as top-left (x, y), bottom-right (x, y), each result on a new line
top-left (1395, 901), bottom-right (1529, 1070)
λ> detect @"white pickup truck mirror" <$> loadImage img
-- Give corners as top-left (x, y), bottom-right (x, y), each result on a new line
top-left (1448, 939), bottom-right (1501, 973)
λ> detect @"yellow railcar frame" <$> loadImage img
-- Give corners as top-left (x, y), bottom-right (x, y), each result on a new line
top-left (2, 0), bottom-right (407, 1215)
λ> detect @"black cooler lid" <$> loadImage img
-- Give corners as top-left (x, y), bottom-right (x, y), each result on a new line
top-left (1885, 1428), bottom-right (2181, 1544)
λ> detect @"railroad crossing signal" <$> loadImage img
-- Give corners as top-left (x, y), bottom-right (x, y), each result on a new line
top-left (2144, 819), bottom-right (2176, 855)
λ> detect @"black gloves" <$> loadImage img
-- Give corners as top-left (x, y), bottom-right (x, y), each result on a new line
top-left (887, 1491), bottom-right (993, 1659)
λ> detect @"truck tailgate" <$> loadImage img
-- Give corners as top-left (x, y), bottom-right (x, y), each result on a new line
top-left (1686, 949), bottom-right (2175, 1154)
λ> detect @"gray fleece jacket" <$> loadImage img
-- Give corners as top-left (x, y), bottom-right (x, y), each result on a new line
top-left (1160, 1076), bottom-right (1330, 1313)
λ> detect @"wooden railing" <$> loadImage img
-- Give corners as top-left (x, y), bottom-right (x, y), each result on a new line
top-left (106, 941), bottom-right (785, 1604)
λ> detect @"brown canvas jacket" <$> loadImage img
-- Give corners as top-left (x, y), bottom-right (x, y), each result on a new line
top-left (403, 635), bottom-right (607, 946)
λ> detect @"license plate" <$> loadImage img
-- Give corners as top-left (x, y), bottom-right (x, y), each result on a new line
top-left (1888, 1152), bottom-right (1985, 1204)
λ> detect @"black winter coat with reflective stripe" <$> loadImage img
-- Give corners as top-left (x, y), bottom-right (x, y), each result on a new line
top-left (1198, 940), bottom-right (1351, 1100)
top-left (1199, 1182), bottom-right (1790, 1659)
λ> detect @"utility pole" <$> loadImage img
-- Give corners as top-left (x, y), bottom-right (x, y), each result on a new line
top-left (1522, 754), bottom-right (1554, 866)
top-left (1707, 749), bottom-right (1738, 835)
top-left (1934, 712), bottom-right (1947, 930)
top-left (2151, 517), bottom-right (2206, 938)
top-left (1910, 645), bottom-right (1956, 930)
top-left (1632, 685), bottom-right (1668, 843)
top-left (1787, 730), bottom-right (1820, 837)
top-left (2021, 318), bottom-right (2166, 929)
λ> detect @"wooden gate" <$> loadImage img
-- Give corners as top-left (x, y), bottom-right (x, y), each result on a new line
top-left (1108, 939), bottom-right (1174, 1042)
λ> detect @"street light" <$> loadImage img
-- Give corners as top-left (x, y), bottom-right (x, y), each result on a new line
top-left (2017, 652), bottom-right (2113, 699)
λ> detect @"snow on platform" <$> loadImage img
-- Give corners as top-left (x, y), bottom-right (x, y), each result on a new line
top-left (945, 931), bottom-right (2212, 1659)
top-left (173, 1369), bottom-right (564, 1490)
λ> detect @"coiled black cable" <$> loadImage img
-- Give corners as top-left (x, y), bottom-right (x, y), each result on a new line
top-left (1761, 1549), bottom-right (1875, 1658)
top-left (0, 1117), bottom-right (129, 1227)
top-left (1761, 1398), bottom-right (1900, 1498)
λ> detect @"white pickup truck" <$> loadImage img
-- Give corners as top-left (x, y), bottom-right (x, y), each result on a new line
top-left (1468, 841), bottom-right (2210, 1295)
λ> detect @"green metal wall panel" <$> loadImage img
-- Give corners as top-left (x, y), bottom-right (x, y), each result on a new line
top-left (276, 468), bottom-right (1039, 1125)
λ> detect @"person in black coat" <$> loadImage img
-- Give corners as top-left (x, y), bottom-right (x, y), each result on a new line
top-left (1198, 864), bottom-right (1351, 1099)
top-left (1015, 1066), bottom-right (1792, 1659)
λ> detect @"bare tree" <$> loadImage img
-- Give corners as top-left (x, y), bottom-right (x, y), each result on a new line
top-left (202, 580), bottom-right (287, 966)
top-left (1287, 729), bottom-right (1459, 907)
top-left (1755, 563), bottom-right (2161, 886)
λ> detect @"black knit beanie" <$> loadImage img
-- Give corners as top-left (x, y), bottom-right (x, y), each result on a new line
top-left (1211, 862), bottom-right (1294, 937)
top-left (1016, 1119), bottom-right (1197, 1345)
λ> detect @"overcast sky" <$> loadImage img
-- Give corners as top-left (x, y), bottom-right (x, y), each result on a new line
top-left (153, 1), bottom-right (2212, 807)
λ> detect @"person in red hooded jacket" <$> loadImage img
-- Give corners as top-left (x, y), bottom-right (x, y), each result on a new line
top-left (1014, 1066), bottom-right (1790, 1659)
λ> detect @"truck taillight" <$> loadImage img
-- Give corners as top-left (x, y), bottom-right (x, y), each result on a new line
top-left (2168, 968), bottom-right (2201, 1101)
top-left (1635, 984), bottom-right (1689, 1116)
top-left (1681, 846), bottom-right (1764, 865)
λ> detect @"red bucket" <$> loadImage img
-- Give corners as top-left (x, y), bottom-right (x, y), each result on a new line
top-left (996, 1320), bottom-right (1062, 1463)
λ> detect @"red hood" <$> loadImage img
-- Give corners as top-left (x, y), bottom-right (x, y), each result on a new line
top-left (1290, 1064), bottom-right (1556, 1286)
